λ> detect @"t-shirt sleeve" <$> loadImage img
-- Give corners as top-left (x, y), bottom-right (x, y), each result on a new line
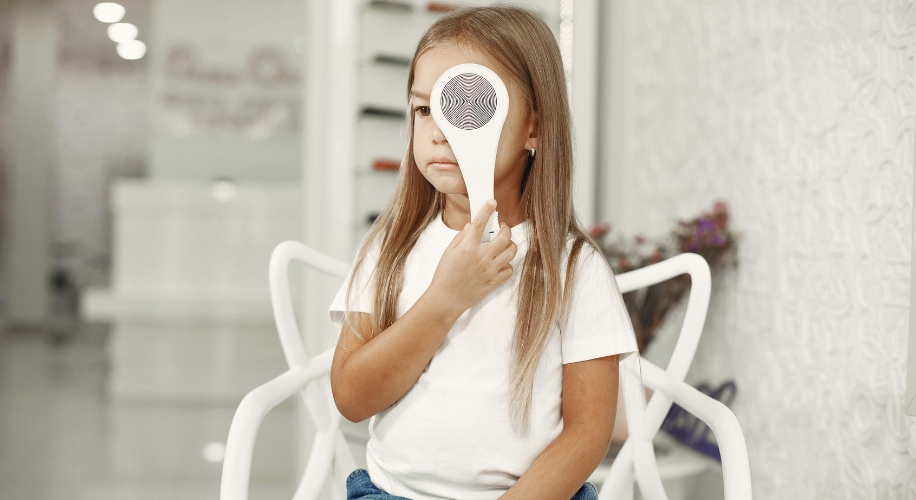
top-left (327, 237), bottom-right (381, 332)
top-left (561, 244), bottom-right (639, 364)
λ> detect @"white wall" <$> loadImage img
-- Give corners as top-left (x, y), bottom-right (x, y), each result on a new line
top-left (0, 1), bottom-right (12, 324)
top-left (55, 64), bottom-right (148, 289)
top-left (147, 0), bottom-right (304, 182)
top-left (5, 0), bottom-right (57, 326)
top-left (599, 0), bottom-right (916, 498)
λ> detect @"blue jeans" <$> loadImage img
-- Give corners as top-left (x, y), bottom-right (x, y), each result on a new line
top-left (346, 469), bottom-right (599, 500)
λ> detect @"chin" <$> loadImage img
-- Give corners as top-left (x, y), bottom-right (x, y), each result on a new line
top-left (422, 172), bottom-right (466, 195)
top-left (433, 182), bottom-right (468, 195)
top-left (431, 182), bottom-right (468, 196)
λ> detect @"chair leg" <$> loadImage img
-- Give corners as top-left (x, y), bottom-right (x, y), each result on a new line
top-left (599, 447), bottom-right (635, 500)
top-left (334, 431), bottom-right (358, 488)
top-left (622, 468), bottom-right (635, 500)
top-left (292, 430), bottom-right (336, 500)
top-left (331, 475), bottom-right (347, 500)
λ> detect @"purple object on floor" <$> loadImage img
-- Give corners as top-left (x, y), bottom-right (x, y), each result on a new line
top-left (659, 380), bottom-right (737, 461)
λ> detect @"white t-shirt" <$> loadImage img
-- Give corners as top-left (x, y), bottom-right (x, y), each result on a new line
top-left (328, 210), bottom-right (638, 500)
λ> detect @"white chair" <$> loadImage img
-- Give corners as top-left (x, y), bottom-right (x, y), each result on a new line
top-left (220, 242), bottom-right (752, 500)
top-left (602, 254), bottom-right (752, 500)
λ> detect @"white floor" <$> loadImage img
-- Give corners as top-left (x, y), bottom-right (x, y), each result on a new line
top-left (0, 323), bottom-right (300, 500)
top-left (0, 322), bottom-right (724, 500)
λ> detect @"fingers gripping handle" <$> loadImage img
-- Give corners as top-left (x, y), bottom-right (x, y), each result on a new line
top-left (483, 211), bottom-right (499, 243)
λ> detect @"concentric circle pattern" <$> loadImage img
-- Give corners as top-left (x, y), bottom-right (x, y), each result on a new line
top-left (440, 73), bottom-right (497, 130)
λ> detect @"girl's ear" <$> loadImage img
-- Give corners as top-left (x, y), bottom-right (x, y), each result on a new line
top-left (525, 111), bottom-right (539, 152)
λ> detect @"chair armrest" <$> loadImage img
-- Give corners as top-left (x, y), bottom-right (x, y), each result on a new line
top-left (640, 361), bottom-right (752, 500)
top-left (220, 350), bottom-right (333, 500)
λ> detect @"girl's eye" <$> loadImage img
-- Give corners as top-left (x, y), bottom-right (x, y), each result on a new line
top-left (414, 106), bottom-right (430, 117)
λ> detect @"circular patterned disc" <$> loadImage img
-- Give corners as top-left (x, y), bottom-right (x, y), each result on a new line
top-left (440, 73), bottom-right (497, 130)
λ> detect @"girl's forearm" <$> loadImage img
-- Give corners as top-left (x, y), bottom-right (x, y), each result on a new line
top-left (334, 287), bottom-right (463, 422)
top-left (499, 424), bottom-right (610, 500)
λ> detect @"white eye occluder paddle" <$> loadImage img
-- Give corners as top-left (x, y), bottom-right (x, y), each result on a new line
top-left (430, 63), bottom-right (509, 243)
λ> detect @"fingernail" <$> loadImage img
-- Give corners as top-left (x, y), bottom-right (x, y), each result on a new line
top-left (488, 199), bottom-right (497, 207)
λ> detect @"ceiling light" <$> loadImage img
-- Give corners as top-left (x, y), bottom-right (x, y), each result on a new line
top-left (107, 23), bottom-right (138, 43)
top-left (201, 442), bottom-right (226, 463)
top-left (116, 40), bottom-right (146, 60)
top-left (211, 179), bottom-right (237, 201)
top-left (93, 3), bottom-right (125, 23)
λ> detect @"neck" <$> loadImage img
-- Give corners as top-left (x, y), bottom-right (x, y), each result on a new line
top-left (442, 186), bottom-right (526, 230)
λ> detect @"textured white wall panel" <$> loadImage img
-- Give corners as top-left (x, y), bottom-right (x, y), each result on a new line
top-left (599, 1), bottom-right (916, 498)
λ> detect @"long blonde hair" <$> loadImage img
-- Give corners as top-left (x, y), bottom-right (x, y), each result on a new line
top-left (342, 5), bottom-right (603, 436)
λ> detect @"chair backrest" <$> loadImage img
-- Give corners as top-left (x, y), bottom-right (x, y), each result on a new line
top-left (268, 241), bottom-right (356, 500)
top-left (272, 243), bottom-right (749, 500)
top-left (604, 252), bottom-right (751, 500)
top-left (601, 253), bottom-right (710, 500)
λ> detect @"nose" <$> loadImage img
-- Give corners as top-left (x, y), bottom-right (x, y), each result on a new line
top-left (431, 123), bottom-right (447, 144)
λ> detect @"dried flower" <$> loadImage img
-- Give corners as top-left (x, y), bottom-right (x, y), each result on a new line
top-left (589, 223), bottom-right (610, 239)
top-left (591, 201), bottom-right (738, 351)
top-left (683, 217), bottom-right (726, 252)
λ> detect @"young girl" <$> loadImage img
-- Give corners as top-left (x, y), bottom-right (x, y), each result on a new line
top-left (328, 6), bottom-right (638, 500)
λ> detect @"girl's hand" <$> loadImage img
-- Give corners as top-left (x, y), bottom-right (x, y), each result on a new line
top-left (428, 200), bottom-right (518, 318)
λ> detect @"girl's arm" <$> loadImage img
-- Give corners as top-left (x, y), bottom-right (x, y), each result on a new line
top-left (500, 354), bottom-right (620, 500)
top-left (331, 292), bottom-right (461, 422)
top-left (331, 201), bottom-right (517, 422)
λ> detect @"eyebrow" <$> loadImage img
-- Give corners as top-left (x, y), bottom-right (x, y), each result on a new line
top-left (409, 89), bottom-right (429, 99)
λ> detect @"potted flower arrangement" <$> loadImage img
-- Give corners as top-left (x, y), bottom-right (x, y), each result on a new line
top-left (589, 201), bottom-right (738, 352)
top-left (593, 201), bottom-right (740, 461)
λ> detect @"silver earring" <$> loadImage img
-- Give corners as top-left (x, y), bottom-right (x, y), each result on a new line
top-left (529, 147), bottom-right (536, 158)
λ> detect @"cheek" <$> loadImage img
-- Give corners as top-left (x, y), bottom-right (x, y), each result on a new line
top-left (412, 129), bottom-right (423, 159)
top-left (413, 143), bottom-right (425, 171)
top-left (413, 123), bottom-right (427, 153)
top-left (495, 125), bottom-right (524, 172)
top-left (498, 109), bottom-right (525, 151)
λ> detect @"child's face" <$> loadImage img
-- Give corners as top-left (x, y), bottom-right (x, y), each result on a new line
top-left (410, 43), bottom-right (538, 205)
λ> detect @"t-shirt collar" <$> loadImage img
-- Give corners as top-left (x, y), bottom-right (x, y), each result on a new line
top-left (431, 209), bottom-right (529, 245)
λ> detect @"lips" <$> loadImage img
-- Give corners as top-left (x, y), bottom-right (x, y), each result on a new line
top-left (430, 156), bottom-right (458, 165)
